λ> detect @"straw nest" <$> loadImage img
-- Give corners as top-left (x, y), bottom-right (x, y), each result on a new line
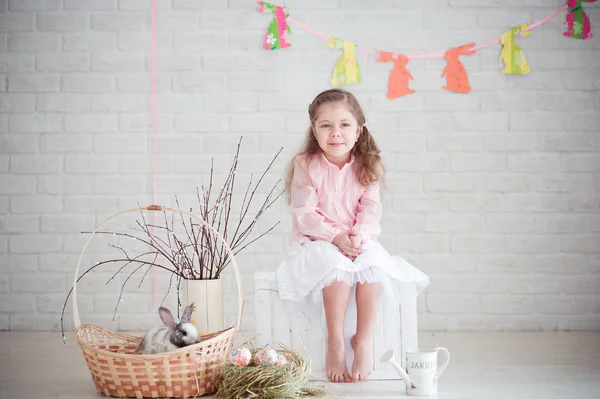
top-left (216, 347), bottom-right (327, 399)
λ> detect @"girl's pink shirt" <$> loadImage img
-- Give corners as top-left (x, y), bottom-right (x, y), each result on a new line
top-left (290, 153), bottom-right (382, 243)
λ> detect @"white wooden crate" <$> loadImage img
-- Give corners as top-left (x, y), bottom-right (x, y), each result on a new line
top-left (254, 271), bottom-right (418, 380)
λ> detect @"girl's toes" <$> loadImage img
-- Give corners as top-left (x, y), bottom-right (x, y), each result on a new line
top-left (344, 372), bottom-right (353, 383)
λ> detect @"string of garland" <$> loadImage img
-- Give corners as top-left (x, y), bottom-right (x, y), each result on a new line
top-left (256, 0), bottom-right (597, 98)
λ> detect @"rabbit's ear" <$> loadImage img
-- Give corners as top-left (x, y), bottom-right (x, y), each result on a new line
top-left (181, 302), bottom-right (195, 323)
top-left (159, 307), bottom-right (176, 330)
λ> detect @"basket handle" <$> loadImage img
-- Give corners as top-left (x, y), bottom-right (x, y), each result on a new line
top-left (72, 205), bottom-right (243, 333)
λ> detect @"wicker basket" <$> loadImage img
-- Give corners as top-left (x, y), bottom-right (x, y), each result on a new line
top-left (71, 205), bottom-right (243, 398)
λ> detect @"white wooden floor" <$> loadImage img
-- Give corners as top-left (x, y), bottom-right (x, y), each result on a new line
top-left (1, 331), bottom-right (599, 399)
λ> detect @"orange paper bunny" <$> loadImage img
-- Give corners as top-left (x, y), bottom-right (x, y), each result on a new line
top-left (441, 43), bottom-right (476, 93)
top-left (378, 51), bottom-right (415, 99)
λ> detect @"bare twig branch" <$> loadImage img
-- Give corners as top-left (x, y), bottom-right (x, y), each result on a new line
top-left (62, 140), bottom-right (285, 340)
top-left (60, 259), bottom-right (182, 340)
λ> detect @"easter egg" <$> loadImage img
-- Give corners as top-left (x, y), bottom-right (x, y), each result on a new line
top-left (254, 347), bottom-right (279, 366)
top-left (229, 347), bottom-right (252, 367)
top-left (275, 354), bottom-right (288, 366)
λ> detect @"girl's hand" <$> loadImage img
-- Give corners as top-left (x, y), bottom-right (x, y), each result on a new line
top-left (332, 230), bottom-right (361, 260)
top-left (346, 229), bottom-right (363, 261)
top-left (349, 229), bottom-right (362, 251)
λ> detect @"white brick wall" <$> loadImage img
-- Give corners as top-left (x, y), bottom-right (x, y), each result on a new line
top-left (0, 0), bottom-right (599, 333)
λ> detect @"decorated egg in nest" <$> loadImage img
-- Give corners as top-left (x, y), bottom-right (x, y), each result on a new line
top-left (254, 347), bottom-right (279, 366)
top-left (275, 354), bottom-right (288, 366)
top-left (229, 347), bottom-right (252, 367)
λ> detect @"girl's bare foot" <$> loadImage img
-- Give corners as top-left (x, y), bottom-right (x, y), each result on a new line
top-left (350, 335), bottom-right (373, 382)
top-left (326, 338), bottom-right (352, 383)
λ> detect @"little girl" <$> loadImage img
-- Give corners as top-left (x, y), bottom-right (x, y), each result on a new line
top-left (277, 88), bottom-right (428, 383)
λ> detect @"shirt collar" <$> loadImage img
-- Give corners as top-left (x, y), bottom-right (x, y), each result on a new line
top-left (320, 152), bottom-right (355, 170)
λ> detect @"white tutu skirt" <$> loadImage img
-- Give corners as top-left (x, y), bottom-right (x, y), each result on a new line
top-left (277, 238), bottom-right (429, 304)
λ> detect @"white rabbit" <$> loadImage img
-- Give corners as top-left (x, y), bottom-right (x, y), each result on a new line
top-left (135, 303), bottom-right (199, 354)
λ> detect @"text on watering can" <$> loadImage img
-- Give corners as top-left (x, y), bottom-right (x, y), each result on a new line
top-left (410, 361), bottom-right (437, 369)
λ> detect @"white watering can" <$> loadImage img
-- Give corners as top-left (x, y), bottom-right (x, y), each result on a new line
top-left (381, 348), bottom-right (450, 396)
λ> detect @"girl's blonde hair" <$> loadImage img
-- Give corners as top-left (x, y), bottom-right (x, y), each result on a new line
top-left (285, 88), bottom-right (384, 203)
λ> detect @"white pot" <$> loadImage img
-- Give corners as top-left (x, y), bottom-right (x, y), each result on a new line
top-left (180, 278), bottom-right (224, 334)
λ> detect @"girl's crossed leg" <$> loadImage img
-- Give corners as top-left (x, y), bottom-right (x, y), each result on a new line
top-left (323, 280), bottom-right (383, 382)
